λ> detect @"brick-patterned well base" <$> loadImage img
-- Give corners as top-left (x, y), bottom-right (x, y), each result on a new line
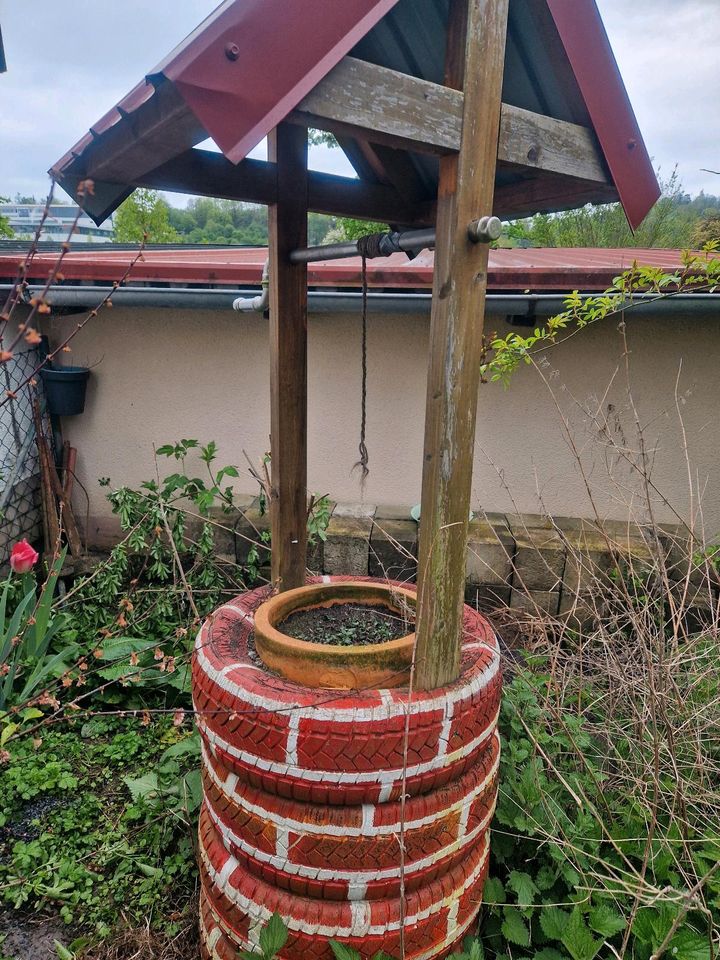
top-left (193, 577), bottom-right (502, 960)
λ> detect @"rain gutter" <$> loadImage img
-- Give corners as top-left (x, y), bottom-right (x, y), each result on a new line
top-left (1, 286), bottom-right (717, 320)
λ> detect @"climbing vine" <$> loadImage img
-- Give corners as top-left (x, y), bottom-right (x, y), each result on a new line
top-left (481, 245), bottom-right (720, 385)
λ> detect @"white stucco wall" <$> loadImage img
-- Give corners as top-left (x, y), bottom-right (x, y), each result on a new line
top-left (47, 302), bottom-right (720, 545)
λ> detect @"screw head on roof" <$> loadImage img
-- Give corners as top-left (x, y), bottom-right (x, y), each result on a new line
top-left (627, 138), bottom-right (637, 150)
top-left (225, 42), bottom-right (240, 61)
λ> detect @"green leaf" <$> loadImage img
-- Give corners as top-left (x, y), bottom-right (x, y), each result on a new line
top-left (540, 908), bottom-right (570, 942)
top-left (157, 734), bottom-right (200, 770)
top-left (20, 707), bottom-right (44, 721)
top-left (99, 637), bottom-right (157, 661)
top-left (588, 903), bottom-right (626, 938)
top-left (507, 870), bottom-right (539, 908)
top-left (29, 547), bottom-right (67, 657)
top-left (467, 941), bottom-right (484, 960)
top-left (561, 910), bottom-right (601, 960)
top-left (259, 913), bottom-right (288, 959)
top-left (534, 950), bottom-right (567, 960)
top-left (483, 876), bottom-right (506, 904)
top-left (54, 942), bottom-right (75, 960)
top-left (501, 907), bottom-right (530, 947)
top-left (668, 927), bottom-right (711, 960)
top-left (200, 441), bottom-right (217, 463)
top-left (633, 908), bottom-right (664, 946)
top-left (182, 769), bottom-right (203, 812)
top-left (218, 465), bottom-right (239, 479)
top-left (329, 942), bottom-right (362, 960)
top-left (1, 722), bottom-right (18, 746)
top-left (535, 866), bottom-right (558, 891)
top-left (123, 772), bottom-right (159, 801)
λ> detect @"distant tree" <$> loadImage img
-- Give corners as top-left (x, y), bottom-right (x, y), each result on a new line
top-left (321, 218), bottom-right (389, 246)
top-left (692, 215), bottom-right (720, 248)
top-left (113, 189), bottom-right (180, 243)
top-left (13, 194), bottom-right (37, 204)
top-left (508, 169), bottom-right (715, 249)
top-left (308, 212), bottom-right (337, 245)
top-left (308, 129), bottom-right (339, 149)
top-left (0, 197), bottom-right (13, 238)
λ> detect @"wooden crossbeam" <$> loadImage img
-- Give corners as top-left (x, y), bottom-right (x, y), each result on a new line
top-left (341, 139), bottom-right (429, 211)
top-left (136, 149), bottom-right (433, 225)
top-left (293, 56), bottom-right (609, 184)
top-left (493, 169), bottom-right (618, 219)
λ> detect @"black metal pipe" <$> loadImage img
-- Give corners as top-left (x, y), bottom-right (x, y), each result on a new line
top-left (288, 228), bottom-right (438, 265)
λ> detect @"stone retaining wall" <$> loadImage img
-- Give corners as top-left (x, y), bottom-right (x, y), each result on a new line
top-left (218, 499), bottom-right (718, 620)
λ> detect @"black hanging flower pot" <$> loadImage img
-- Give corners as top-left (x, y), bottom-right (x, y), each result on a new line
top-left (39, 365), bottom-right (90, 416)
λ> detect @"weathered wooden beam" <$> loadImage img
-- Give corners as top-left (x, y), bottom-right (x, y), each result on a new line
top-left (84, 82), bottom-right (206, 184)
top-left (138, 151), bottom-right (278, 204)
top-left (337, 138), bottom-right (430, 222)
top-left (497, 106), bottom-right (606, 183)
top-left (136, 149), bottom-right (433, 225)
top-left (293, 57), bottom-right (462, 154)
top-left (337, 138), bottom-right (384, 184)
top-left (310, 168), bottom-right (434, 225)
top-left (293, 56), bottom-right (608, 183)
top-left (493, 168), bottom-right (618, 219)
top-left (362, 144), bottom-right (429, 208)
top-left (414, 0), bottom-right (510, 692)
top-left (268, 124), bottom-right (309, 592)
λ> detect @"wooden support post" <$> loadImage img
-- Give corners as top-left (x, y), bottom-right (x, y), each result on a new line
top-left (415, 0), bottom-right (510, 691)
top-left (268, 123), bottom-right (309, 592)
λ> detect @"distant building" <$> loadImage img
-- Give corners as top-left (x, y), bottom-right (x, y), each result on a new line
top-left (0, 203), bottom-right (114, 243)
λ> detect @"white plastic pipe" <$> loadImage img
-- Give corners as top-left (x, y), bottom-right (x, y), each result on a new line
top-left (233, 259), bottom-right (269, 313)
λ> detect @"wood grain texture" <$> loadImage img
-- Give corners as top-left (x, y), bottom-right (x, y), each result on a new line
top-left (295, 57), bottom-right (461, 154)
top-left (137, 149), bottom-right (432, 225)
top-left (86, 83), bottom-right (206, 183)
top-left (295, 55), bottom-right (608, 183)
top-left (338, 138), bottom-right (429, 211)
top-left (497, 104), bottom-right (606, 182)
top-left (493, 168), bottom-right (618, 219)
top-left (268, 124), bottom-right (308, 592)
top-left (414, 0), bottom-right (510, 692)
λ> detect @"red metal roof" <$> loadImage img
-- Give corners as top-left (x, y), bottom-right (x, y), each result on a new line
top-left (1, 247), bottom-right (711, 293)
top-left (545, 0), bottom-right (659, 230)
top-left (50, 0), bottom-right (659, 231)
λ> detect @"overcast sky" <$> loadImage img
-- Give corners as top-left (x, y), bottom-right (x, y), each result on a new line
top-left (0, 0), bottom-right (717, 209)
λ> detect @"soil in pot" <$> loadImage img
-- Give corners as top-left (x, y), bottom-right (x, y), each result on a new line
top-left (279, 602), bottom-right (411, 647)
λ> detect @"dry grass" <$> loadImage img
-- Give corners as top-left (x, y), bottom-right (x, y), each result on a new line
top-left (80, 901), bottom-right (199, 960)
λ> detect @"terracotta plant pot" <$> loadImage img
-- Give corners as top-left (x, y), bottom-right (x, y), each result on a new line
top-left (253, 581), bottom-right (416, 689)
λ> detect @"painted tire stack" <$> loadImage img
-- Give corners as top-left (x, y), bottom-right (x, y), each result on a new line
top-left (193, 577), bottom-right (502, 960)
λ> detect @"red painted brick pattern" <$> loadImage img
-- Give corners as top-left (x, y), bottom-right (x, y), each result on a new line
top-left (194, 578), bottom-right (501, 960)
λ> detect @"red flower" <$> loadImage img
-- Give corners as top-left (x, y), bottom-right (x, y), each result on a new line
top-left (9, 540), bottom-right (39, 575)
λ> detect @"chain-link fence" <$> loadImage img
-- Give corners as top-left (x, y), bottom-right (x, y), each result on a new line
top-left (0, 348), bottom-right (47, 565)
